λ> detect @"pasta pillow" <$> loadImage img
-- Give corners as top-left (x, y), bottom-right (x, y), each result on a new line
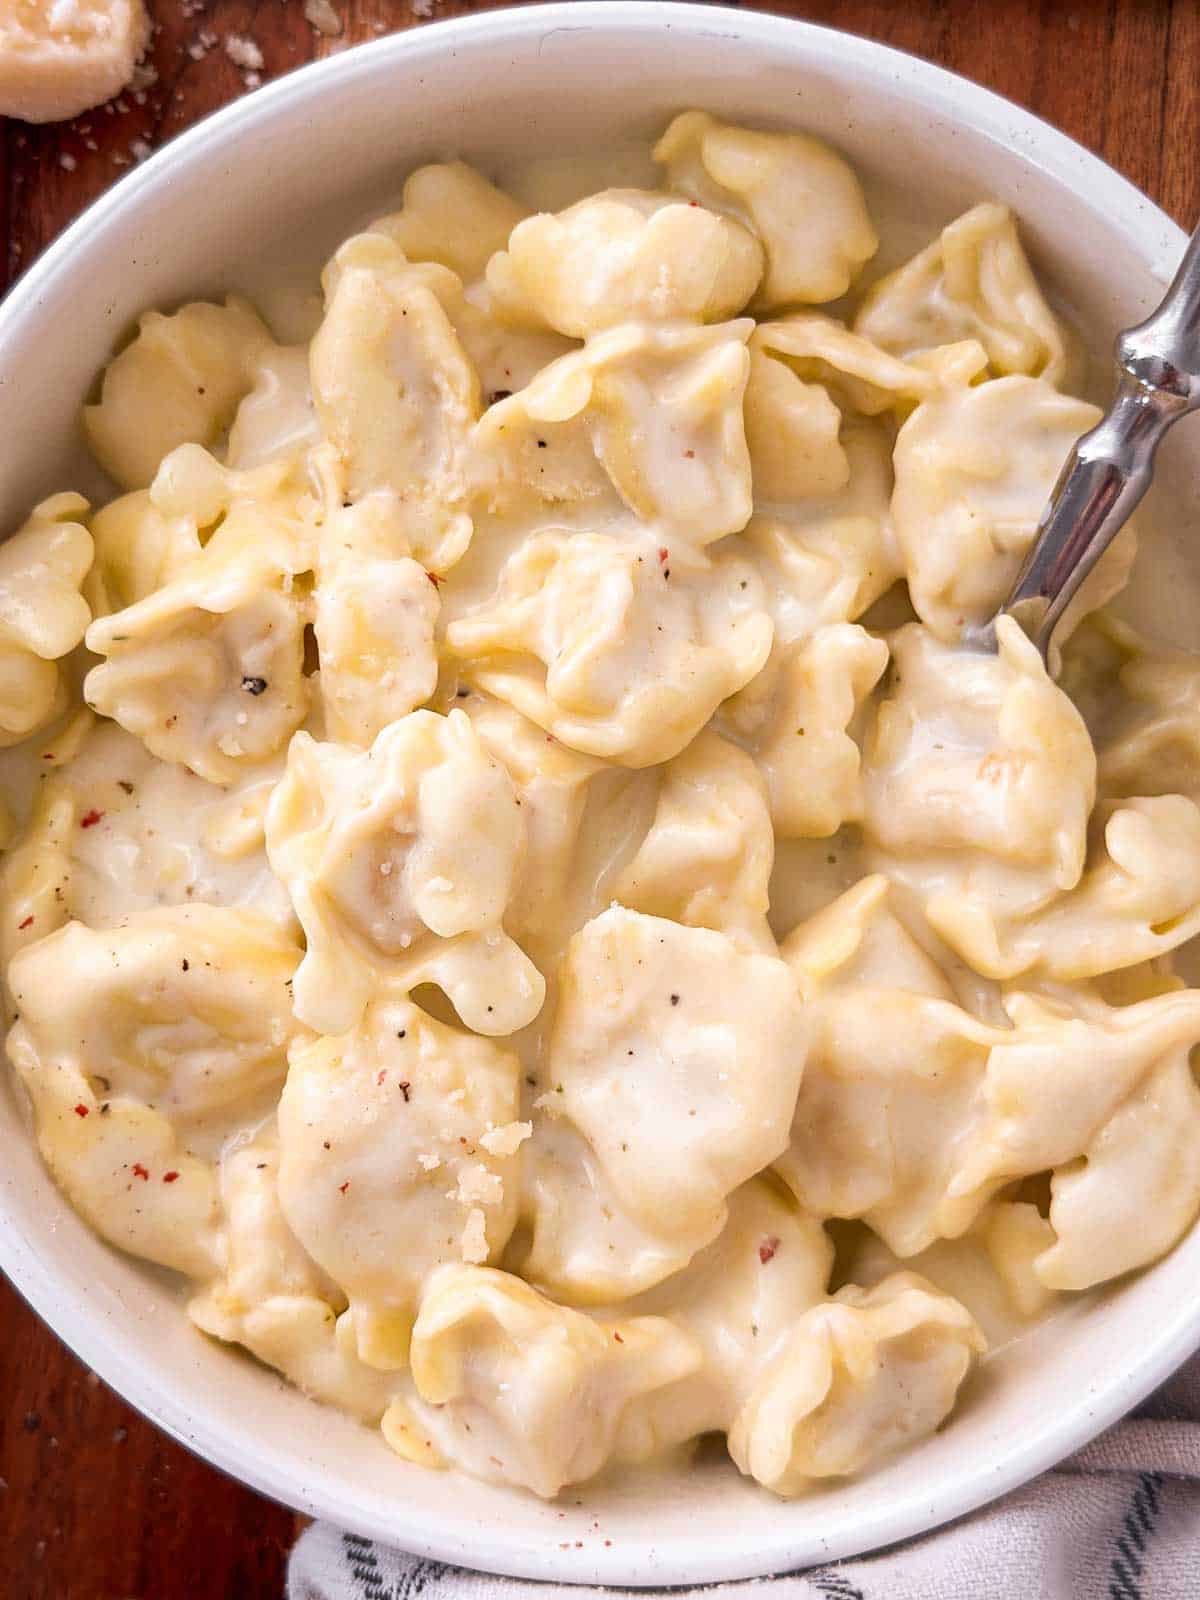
top-left (547, 907), bottom-right (808, 1251)
top-left (486, 187), bottom-right (763, 336)
top-left (313, 495), bottom-right (440, 748)
top-left (264, 708), bottom-right (544, 1036)
top-left (862, 619), bottom-right (1097, 923)
top-left (728, 1273), bottom-right (984, 1494)
top-left (370, 161), bottom-right (530, 284)
top-left (447, 526), bottom-right (772, 767)
top-left (471, 319), bottom-right (754, 544)
top-left (310, 234), bottom-right (482, 573)
top-left (5, 904), bottom-right (303, 1278)
top-left (614, 729), bottom-right (776, 952)
top-left (190, 1137), bottom-right (402, 1420)
top-left (0, 493), bottom-right (93, 746)
top-left (84, 452), bottom-right (313, 784)
top-left (278, 995), bottom-right (525, 1369)
top-left (855, 203), bottom-right (1069, 384)
top-left (891, 376), bottom-right (1101, 639)
top-left (85, 296), bottom-right (273, 490)
top-left (392, 1264), bottom-right (701, 1497)
top-left (655, 111), bottom-right (878, 307)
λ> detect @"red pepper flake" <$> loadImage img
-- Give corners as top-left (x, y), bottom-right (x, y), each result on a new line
top-left (658, 547), bottom-right (669, 563)
top-left (41, 752), bottom-right (55, 761)
top-left (339, 1181), bottom-right (350, 1194)
top-left (132, 1163), bottom-right (150, 1181)
top-left (612, 1330), bottom-right (624, 1343)
top-left (425, 570), bottom-right (443, 588)
top-left (17, 915), bottom-right (33, 930)
top-left (376, 1070), bottom-right (388, 1086)
top-left (73, 1103), bottom-right (89, 1118)
top-left (758, 1235), bottom-right (780, 1265)
top-left (162, 1170), bottom-right (180, 1184)
top-left (683, 449), bottom-right (695, 459)
top-left (399, 1081), bottom-right (412, 1102)
top-left (80, 809), bottom-right (104, 829)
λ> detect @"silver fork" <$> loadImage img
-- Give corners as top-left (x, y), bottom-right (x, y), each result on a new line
top-left (965, 220), bottom-right (1200, 663)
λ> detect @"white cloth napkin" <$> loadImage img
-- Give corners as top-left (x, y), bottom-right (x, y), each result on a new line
top-left (288, 1354), bottom-right (1200, 1599)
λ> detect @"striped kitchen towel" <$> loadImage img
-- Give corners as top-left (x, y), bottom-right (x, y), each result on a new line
top-left (288, 1354), bottom-right (1200, 1600)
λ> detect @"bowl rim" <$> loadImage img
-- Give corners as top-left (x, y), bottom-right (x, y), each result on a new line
top-left (0, 1), bottom-right (1195, 1584)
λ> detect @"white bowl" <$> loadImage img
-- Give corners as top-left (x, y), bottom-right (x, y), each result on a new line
top-left (2, 3), bottom-right (1198, 1584)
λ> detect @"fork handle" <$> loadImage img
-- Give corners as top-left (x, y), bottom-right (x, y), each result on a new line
top-left (971, 220), bottom-right (1200, 661)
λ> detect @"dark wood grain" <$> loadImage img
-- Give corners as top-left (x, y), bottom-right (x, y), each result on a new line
top-left (2, 2), bottom-right (1197, 1596)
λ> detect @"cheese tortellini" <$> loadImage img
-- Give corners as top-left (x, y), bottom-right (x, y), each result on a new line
top-left (84, 296), bottom-right (274, 490)
top-left (6, 905), bottom-right (302, 1277)
top-left (728, 1273), bottom-right (984, 1493)
top-left (471, 319), bottom-right (756, 542)
top-left (655, 111), bottom-right (878, 307)
top-left (547, 907), bottom-right (807, 1251)
top-left (394, 1265), bottom-right (701, 1497)
top-left (6, 113), bottom-right (1200, 1509)
top-left (84, 447), bottom-right (314, 783)
top-left (487, 188), bottom-right (763, 336)
top-left (855, 202), bottom-right (1068, 384)
top-left (891, 377), bottom-right (1102, 639)
top-left (278, 996), bottom-right (524, 1368)
top-left (0, 494), bottom-right (93, 746)
top-left (264, 708), bottom-right (544, 1036)
top-left (614, 729), bottom-right (775, 951)
top-left (447, 525), bottom-right (772, 766)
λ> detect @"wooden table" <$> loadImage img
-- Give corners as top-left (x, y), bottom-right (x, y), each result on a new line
top-left (1, 2), bottom-right (1197, 1595)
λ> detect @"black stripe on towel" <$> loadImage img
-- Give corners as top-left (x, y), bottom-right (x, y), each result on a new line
top-left (342, 1533), bottom-right (396, 1600)
top-left (1108, 1472), bottom-right (1165, 1600)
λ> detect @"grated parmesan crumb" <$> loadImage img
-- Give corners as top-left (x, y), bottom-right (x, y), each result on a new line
top-left (411, 0), bottom-right (435, 17)
top-left (452, 1163), bottom-right (504, 1208)
top-left (59, 152), bottom-right (77, 171)
top-left (224, 34), bottom-right (263, 71)
top-left (130, 138), bottom-right (152, 163)
top-left (460, 1206), bottom-right (488, 1263)
top-left (303, 0), bottom-right (342, 37)
top-left (417, 1152), bottom-right (441, 1172)
top-left (480, 1120), bottom-right (532, 1158)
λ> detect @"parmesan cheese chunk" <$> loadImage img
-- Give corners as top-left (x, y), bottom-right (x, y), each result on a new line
top-left (0, 0), bottom-right (149, 124)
